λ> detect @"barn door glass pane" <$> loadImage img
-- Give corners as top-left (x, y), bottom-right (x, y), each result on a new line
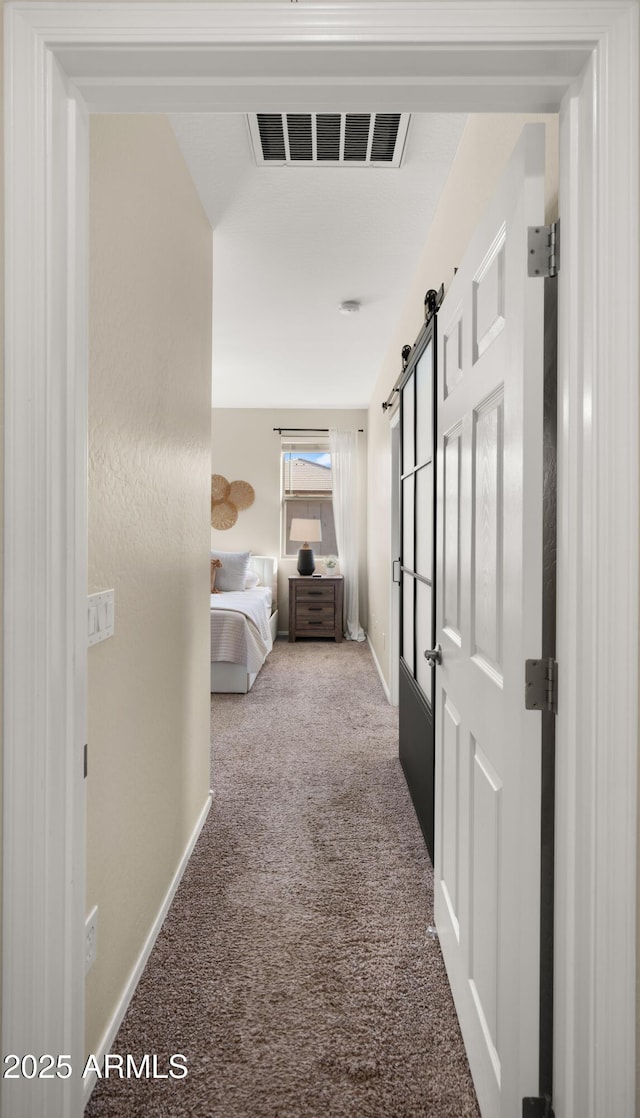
top-left (416, 343), bottom-right (433, 465)
top-left (415, 463), bottom-right (433, 579)
top-left (415, 578), bottom-right (433, 703)
top-left (402, 573), bottom-right (414, 672)
top-left (402, 372), bottom-right (415, 474)
top-left (402, 476), bottom-right (415, 571)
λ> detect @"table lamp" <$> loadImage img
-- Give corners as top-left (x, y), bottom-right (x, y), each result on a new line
top-left (290, 518), bottom-right (322, 576)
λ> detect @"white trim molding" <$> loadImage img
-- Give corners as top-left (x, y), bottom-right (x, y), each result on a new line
top-left (3, 5), bottom-right (638, 1118)
top-left (3, 14), bottom-right (90, 1118)
top-left (554, 8), bottom-right (640, 1115)
top-left (366, 633), bottom-right (392, 705)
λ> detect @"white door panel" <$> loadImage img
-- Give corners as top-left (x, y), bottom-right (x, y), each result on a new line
top-left (435, 124), bottom-right (545, 1117)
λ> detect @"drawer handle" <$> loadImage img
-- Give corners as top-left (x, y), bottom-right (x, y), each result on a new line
top-left (308, 621), bottom-right (323, 626)
top-left (308, 606), bottom-right (323, 611)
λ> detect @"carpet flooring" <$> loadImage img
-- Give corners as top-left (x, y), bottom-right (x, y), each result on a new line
top-left (84, 639), bottom-right (480, 1117)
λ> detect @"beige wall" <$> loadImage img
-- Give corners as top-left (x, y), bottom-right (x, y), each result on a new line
top-left (366, 114), bottom-right (559, 688)
top-left (86, 115), bottom-right (213, 1057)
top-left (210, 408), bottom-right (367, 630)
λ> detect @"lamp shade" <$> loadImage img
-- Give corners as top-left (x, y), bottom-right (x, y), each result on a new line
top-left (290, 518), bottom-right (322, 543)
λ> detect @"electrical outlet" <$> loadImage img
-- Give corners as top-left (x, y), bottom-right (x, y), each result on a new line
top-left (85, 906), bottom-right (98, 975)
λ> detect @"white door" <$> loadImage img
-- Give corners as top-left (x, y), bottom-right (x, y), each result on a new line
top-left (434, 124), bottom-right (545, 1117)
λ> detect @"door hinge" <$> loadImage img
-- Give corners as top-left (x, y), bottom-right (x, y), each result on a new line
top-left (522, 1096), bottom-right (555, 1118)
top-left (528, 220), bottom-right (560, 278)
top-left (525, 658), bottom-right (558, 714)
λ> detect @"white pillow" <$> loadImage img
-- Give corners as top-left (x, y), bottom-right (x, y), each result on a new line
top-left (211, 550), bottom-right (251, 593)
top-left (245, 570), bottom-right (260, 589)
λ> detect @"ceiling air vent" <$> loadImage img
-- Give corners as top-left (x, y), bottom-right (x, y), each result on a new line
top-left (248, 113), bottom-right (410, 168)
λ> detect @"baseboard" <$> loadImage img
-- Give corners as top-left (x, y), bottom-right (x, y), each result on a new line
top-left (277, 629), bottom-right (288, 638)
top-left (269, 609), bottom-right (279, 642)
top-left (83, 792), bottom-right (212, 1102)
top-left (366, 632), bottom-right (392, 705)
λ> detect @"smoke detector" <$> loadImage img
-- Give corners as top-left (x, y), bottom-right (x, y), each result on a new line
top-left (338, 301), bottom-right (361, 315)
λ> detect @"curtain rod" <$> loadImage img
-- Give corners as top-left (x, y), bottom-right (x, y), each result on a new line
top-left (273, 427), bottom-right (364, 434)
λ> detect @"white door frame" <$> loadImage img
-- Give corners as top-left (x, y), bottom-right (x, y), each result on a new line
top-left (4, 4), bottom-right (638, 1117)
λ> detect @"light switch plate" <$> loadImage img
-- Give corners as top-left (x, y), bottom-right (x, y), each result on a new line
top-left (87, 590), bottom-right (115, 646)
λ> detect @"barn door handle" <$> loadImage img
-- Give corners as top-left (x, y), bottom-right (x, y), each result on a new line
top-left (423, 644), bottom-right (442, 667)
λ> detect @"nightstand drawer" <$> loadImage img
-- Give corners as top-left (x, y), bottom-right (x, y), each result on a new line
top-left (295, 583), bottom-right (335, 603)
top-left (296, 604), bottom-right (335, 623)
top-left (296, 615), bottom-right (336, 632)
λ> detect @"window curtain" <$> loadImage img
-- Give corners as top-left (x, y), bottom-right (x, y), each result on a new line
top-left (329, 428), bottom-right (365, 642)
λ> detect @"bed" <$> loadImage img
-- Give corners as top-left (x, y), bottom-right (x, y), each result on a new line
top-left (210, 554), bottom-right (278, 694)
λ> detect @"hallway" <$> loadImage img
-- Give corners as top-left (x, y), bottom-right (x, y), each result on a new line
top-left (85, 640), bottom-right (479, 1117)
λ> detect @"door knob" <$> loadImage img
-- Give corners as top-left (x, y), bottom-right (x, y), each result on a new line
top-left (423, 644), bottom-right (442, 666)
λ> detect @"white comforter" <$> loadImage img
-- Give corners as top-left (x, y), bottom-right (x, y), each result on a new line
top-left (210, 588), bottom-right (273, 674)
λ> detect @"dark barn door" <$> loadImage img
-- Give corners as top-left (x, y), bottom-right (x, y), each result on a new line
top-left (398, 309), bottom-right (438, 859)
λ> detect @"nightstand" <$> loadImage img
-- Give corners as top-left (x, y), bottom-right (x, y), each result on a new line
top-left (288, 575), bottom-right (344, 642)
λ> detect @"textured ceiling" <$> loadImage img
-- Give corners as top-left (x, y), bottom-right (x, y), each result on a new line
top-left (169, 112), bottom-right (466, 409)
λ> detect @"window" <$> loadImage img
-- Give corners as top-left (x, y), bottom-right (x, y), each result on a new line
top-left (281, 439), bottom-right (338, 557)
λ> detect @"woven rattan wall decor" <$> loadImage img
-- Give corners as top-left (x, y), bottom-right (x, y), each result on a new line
top-left (211, 473), bottom-right (255, 530)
